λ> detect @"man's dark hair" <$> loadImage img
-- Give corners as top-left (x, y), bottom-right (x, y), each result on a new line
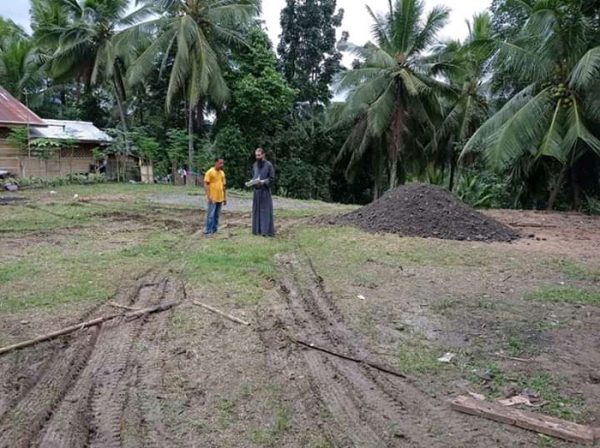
top-left (215, 157), bottom-right (224, 162)
top-left (256, 147), bottom-right (265, 154)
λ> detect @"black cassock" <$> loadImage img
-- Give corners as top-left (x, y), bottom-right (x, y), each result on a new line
top-left (252, 160), bottom-right (275, 236)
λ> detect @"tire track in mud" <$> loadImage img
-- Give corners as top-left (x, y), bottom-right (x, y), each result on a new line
top-left (0, 269), bottom-right (153, 425)
top-left (259, 253), bottom-right (453, 447)
top-left (121, 278), bottom-right (185, 448)
top-left (0, 272), bottom-right (184, 448)
top-left (0, 329), bottom-right (99, 448)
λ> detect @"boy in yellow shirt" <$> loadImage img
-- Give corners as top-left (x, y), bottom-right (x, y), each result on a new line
top-left (203, 157), bottom-right (226, 235)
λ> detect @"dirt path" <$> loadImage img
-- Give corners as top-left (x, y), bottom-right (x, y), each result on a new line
top-left (257, 253), bottom-right (530, 447)
top-left (0, 272), bottom-right (185, 448)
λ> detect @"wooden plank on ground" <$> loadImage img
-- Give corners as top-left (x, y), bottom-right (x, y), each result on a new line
top-left (451, 395), bottom-right (597, 445)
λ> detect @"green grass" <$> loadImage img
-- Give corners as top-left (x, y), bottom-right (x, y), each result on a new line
top-left (248, 405), bottom-right (292, 446)
top-left (529, 286), bottom-right (600, 305)
top-left (0, 247), bottom-right (136, 313)
top-left (182, 232), bottom-right (292, 305)
top-left (506, 336), bottom-right (528, 357)
top-left (217, 398), bottom-right (238, 427)
top-left (431, 298), bottom-right (460, 314)
top-left (296, 226), bottom-right (529, 276)
top-left (544, 258), bottom-right (600, 282)
top-left (0, 261), bottom-right (39, 283)
top-left (0, 230), bottom-right (180, 313)
top-left (120, 231), bottom-right (181, 259)
top-left (523, 373), bottom-right (587, 422)
top-left (466, 364), bottom-right (588, 422)
top-left (0, 203), bottom-right (96, 232)
top-left (395, 339), bottom-right (449, 375)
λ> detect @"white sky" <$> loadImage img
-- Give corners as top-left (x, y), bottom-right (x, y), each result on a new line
top-left (262, 0), bottom-right (492, 47)
top-left (2, 0), bottom-right (491, 63)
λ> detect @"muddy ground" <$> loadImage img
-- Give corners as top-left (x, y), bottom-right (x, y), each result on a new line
top-left (0, 186), bottom-right (598, 447)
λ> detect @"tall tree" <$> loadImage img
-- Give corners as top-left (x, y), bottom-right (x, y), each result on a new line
top-left (278, 0), bottom-right (344, 105)
top-left (462, 0), bottom-right (600, 209)
top-left (129, 0), bottom-right (261, 174)
top-left (429, 13), bottom-right (494, 190)
top-left (0, 22), bottom-right (42, 100)
top-left (31, 0), bottom-right (151, 140)
top-left (214, 26), bottom-right (296, 188)
top-left (332, 0), bottom-right (449, 193)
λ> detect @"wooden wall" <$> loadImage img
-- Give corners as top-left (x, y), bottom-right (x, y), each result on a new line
top-left (0, 138), bottom-right (98, 178)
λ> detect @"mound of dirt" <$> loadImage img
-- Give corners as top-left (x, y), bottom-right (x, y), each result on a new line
top-left (338, 183), bottom-right (518, 242)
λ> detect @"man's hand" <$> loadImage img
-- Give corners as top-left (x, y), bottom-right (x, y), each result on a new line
top-left (206, 196), bottom-right (213, 204)
top-left (223, 200), bottom-right (227, 206)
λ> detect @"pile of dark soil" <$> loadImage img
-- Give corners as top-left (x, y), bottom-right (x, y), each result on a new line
top-left (338, 183), bottom-right (518, 242)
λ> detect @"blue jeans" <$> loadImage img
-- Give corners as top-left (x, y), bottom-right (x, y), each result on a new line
top-left (204, 201), bottom-right (222, 234)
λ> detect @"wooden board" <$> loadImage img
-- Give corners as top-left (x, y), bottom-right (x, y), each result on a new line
top-left (451, 395), bottom-right (597, 445)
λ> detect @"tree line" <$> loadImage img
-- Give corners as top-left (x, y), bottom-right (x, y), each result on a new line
top-left (0, 0), bottom-right (599, 211)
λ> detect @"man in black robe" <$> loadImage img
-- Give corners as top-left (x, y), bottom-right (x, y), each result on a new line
top-left (251, 148), bottom-right (275, 236)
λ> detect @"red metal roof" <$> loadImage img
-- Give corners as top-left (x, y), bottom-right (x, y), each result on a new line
top-left (0, 86), bottom-right (46, 127)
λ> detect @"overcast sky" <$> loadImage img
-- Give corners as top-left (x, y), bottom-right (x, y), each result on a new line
top-left (2, 0), bottom-right (491, 59)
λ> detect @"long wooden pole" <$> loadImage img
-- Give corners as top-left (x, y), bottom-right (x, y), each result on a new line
top-left (192, 301), bottom-right (250, 326)
top-left (287, 335), bottom-right (407, 379)
top-left (0, 302), bottom-right (177, 356)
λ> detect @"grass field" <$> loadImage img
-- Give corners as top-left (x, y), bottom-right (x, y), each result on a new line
top-left (0, 184), bottom-right (598, 447)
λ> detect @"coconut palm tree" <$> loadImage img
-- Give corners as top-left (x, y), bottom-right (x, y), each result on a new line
top-left (333, 0), bottom-right (450, 192)
top-left (428, 12), bottom-right (495, 190)
top-left (127, 0), bottom-right (261, 174)
top-left (31, 0), bottom-right (152, 138)
top-left (461, 0), bottom-right (600, 209)
top-left (0, 28), bottom-right (43, 100)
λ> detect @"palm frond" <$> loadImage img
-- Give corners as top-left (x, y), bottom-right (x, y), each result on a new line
top-left (392, 0), bottom-right (423, 54)
top-left (562, 97), bottom-right (600, 158)
top-left (344, 74), bottom-right (391, 116)
top-left (335, 67), bottom-right (387, 92)
top-left (127, 20), bottom-right (175, 85)
top-left (362, 44), bottom-right (396, 68)
top-left (461, 84), bottom-right (535, 159)
top-left (397, 69), bottom-right (428, 96)
top-left (412, 5), bottom-right (450, 54)
top-left (367, 80), bottom-right (396, 136)
top-left (569, 47), bottom-right (600, 92)
top-left (484, 88), bottom-right (554, 170)
top-left (208, 1), bottom-right (261, 28)
top-left (538, 101), bottom-right (566, 161)
top-left (366, 5), bottom-right (391, 49)
top-left (118, 4), bottom-right (156, 27)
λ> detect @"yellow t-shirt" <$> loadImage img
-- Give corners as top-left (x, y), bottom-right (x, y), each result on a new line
top-left (204, 168), bottom-right (226, 203)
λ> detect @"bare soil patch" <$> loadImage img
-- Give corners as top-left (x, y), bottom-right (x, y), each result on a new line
top-left (485, 209), bottom-right (600, 261)
top-left (0, 196), bottom-right (27, 205)
top-left (0, 271), bottom-right (185, 448)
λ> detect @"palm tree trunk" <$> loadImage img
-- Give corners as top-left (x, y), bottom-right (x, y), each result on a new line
top-left (389, 159), bottom-right (398, 190)
top-left (547, 166), bottom-right (567, 210)
top-left (112, 72), bottom-right (129, 159)
top-left (449, 158), bottom-right (456, 191)
top-left (389, 102), bottom-right (404, 191)
top-left (187, 104), bottom-right (194, 185)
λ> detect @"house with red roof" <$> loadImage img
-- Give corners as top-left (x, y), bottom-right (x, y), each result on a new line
top-left (0, 86), bottom-right (121, 179)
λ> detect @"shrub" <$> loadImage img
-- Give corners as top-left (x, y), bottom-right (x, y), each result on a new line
top-left (4, 173), bottom-right (107, 189)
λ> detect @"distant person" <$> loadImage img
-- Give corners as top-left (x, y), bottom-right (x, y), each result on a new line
top-left (99, 159), bottom-right (107, 174)
top-left (204, 157), bottom-right (226, 235)
top-left (251, 148), bottom-right (275, 237)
